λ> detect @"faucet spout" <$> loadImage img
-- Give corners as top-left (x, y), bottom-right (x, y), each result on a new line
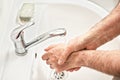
top-left (11, 22), bottom-right (66, 56)
top-left (26, 28), bottom-right (66, 49)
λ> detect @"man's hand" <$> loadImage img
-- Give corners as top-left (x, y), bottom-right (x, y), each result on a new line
top-left (42, 43), bottom-right (81, 72)
top-left (42, 49), bottom-right (88, 72)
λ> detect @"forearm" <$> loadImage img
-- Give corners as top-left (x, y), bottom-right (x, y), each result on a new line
top-left (85, 3), bottom-right (120, 48)
top-left (82, 50), bottom-right (120, 77)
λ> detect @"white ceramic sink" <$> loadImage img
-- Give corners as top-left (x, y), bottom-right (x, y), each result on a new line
top-left (31, 2), bottom-right (120, 80)
top-left (1, 1), bottom-right (120, 80)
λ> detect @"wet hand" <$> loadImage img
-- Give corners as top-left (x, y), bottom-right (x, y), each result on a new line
top-left (42, 43), bottom-right (81, 72)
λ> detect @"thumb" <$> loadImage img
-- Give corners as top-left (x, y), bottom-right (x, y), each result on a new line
top-left (58, 47), bottom-right (72, 65)
top-left (44, 44), bottom-right (57, 51)
top-left (56, 61), bottom-right (74, 72)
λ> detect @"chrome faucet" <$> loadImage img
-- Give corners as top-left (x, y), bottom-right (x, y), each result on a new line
top-left (11, 22), bottom-right (66, 56)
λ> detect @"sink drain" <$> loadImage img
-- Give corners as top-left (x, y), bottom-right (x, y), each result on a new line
top-left (49, 70), bottom-right (68, 80)
top-left (54, 71), bottom-right (65, 80)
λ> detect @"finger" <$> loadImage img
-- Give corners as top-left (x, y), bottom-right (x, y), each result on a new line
top-left (44, 44), bottom-right (57, 51)
top-left (58, 47), bottom-right (73, 65)
top-left (49, 63), bottom-right (59, 70)
top-left (68, 69), bottom-right (74, 72)
top-left (46, 58), bottom-right (52, 65)
top-left (46, 56), bottom-right (57, 65)
top-left (50, 64), bottom-right (54, 69)
top-left (66, 68), bottom-right (76, 72)
top-left (46, 61), bottom-right (50, 65)
top-left (74, 67), bottom-right (80, 71)
top-left (56, 62), bottom-right (72, 72)
top-left (50, 63), bottom-right (59, 70)
top-left (42, 53), bottom-right (51, 60)
top-left (66, 67), bottom-right (80, 72)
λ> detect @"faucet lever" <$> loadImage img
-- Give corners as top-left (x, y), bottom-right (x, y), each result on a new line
top-left (11, 22), bottom-right (66, 56)
top-left (11, 22), bottom-right (35, 40)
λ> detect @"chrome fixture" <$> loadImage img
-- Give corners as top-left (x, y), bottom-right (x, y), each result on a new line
top-left (50, 70), bottom-right (68, 80)
top-left (53, 71), bottom-right (65, 80)
top-left (11, 22), bottom-right (66, 56)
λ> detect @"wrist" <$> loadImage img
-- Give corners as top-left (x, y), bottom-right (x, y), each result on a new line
top-left (77, 51), bottom-right (92, 67)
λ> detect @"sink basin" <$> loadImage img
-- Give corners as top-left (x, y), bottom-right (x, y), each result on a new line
top-left (1, 49), bottom-right (35, 80)
top-left (31, 1), bottom-right (120, 80)
top-left (1, 1), bottom-right (120, 80)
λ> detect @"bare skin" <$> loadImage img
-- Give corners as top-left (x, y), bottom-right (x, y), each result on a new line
top-left (42, 2), bottom-right (120, 77)
top-left (57, 2), bottom-right (120, 65)
top-left (42, 50), bottom-right (120, 76)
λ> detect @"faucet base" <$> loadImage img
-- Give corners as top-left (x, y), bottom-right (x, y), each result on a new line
top-left (15, 50), bottom-right (27, 56)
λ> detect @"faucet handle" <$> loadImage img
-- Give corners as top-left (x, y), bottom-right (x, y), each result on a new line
top-left (11, 22), bottom-right (35, 55)
top-left (11, 22), bottom-right (35, 41)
